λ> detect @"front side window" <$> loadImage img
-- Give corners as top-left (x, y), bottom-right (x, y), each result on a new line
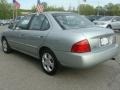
top-left (113, 17), bottom-right (120, 21)
top-left (53, 13), bottom-right (94, 30)
top-left (16, 15), bottom-right (33, 30)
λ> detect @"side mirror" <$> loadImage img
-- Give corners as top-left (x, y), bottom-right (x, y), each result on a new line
top-left (112, 19), bottom-right (117, 22)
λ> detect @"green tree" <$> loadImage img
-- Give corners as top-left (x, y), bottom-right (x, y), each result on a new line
top-left (95, 6), bottom-right (105, 15)
top-left (31, 5), bottom-right (36, 13)
top-left (42, 2), bottom-right (47, 11)
top-left (0, 0), bottom-right (22, 19)
top-left (31, 2), bottom-right (65, 13)
top-left (0, 0), bottom-right (12, 19)
top-left (78, 4), bottom-right (95, 15)
top-left (45, 6), bottom-right (64, 11)
top-left (30, 2), bottom-right (120, 16)
top-left (104, 3), bottom-right (120, 16)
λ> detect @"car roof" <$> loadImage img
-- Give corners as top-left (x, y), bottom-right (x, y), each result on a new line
top-left (44, 11), bottom-right (73, 14)
top-left (27, 11), bottom-right (75, 16)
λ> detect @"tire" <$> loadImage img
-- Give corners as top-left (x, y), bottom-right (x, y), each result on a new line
top-left (107, 25), bottom-right (112, 29)
top-left (1, 38), bottom-right (12, 53)
top-left (40, 49), bottom-right (58, 75)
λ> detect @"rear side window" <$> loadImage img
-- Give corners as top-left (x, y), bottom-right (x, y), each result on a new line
top-left (29, 14), bottom-right (45, 30)
top-left (41, 18), bottom-right (50, 30)
top-left (29, 14), bottom-right (50, 31)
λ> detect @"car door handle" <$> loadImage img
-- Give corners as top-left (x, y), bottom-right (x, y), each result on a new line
top-left (21, 34), bottom-right (25, 37)
top-left (18, 34), bottom-right (24, 37)
top-left (40, 36), bottom-right (44, 38)
top-left (33, 35), bottom-right (44, 38)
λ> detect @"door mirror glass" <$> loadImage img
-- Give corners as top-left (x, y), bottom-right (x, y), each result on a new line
top-left (112, 19), bottom-right (117, 22)
top-left (15, 15), bottom-right (33, 30)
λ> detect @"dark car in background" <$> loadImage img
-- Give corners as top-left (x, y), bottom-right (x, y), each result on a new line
top-left (86, 15), bottom-right (103, 22)
top-left (15, 16), bottom-right (24, 23)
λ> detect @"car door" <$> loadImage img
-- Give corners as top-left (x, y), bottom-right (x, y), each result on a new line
top-left (7, 15), bottom-right (33, 51)
top-left (115, 17), bottom-right (120, 29)
top-left (19, 14), bottom-right (51, 57)
top-left (111, 17), bottom-right (120, 29)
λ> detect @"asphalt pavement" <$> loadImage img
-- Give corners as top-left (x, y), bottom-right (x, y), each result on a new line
top-left (0, 26), bottom-right (120, 90)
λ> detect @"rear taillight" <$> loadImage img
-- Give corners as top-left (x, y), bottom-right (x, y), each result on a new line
top-left (71, 39), bottom-right (91, 53)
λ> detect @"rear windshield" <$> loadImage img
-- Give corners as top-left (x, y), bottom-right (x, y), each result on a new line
top-left (52, 13), bottom-right (94, 30)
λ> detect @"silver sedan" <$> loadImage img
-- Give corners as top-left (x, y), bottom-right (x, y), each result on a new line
top-left (1, 12), bottom-right (118, 75)
top-left (93, 16), bottom-right (120, 30)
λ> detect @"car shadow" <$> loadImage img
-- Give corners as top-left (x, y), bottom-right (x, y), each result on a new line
top-left (0, 45), bottom-right (119, 78)
top-left (12, 50), bottom-right (119, 77)
top-left (8, 50), bottom-right (43, 71)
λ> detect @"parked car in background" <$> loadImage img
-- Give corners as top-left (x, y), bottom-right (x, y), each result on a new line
top-left (0, 19), bottom-right (12, 26)
top-left (9, 19), bottom-right (14, 24)
top-left (0, 20), bottom-right (8, 25)
top-left (15, 16), bottom-right (24, 23)
top-left (7, 16), bottom-right (24, 26)
top-left (0, 20), bottom-right (2, 25)
top-left (7, 19), bottom-right (12, 25)
top-left (93, 16), bottom-right (120, 30)
top-left (86, 15), bottom-right (103, 22)
top-left (1, 12), bottom-right (118, 75)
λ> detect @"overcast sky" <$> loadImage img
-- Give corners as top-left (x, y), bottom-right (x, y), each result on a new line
top-left (8, 0), bottom-right (120, 9)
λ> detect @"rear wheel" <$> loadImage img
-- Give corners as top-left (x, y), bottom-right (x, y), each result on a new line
top-left (1, 38), bottom-right (12, 53)
top-left (40, 49), bottom-right (58, 75)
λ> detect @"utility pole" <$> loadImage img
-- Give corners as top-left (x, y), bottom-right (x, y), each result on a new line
top-left (97, 1), bottom-right (100, 16)
top-left (13, 4), bottom-right (15, 20)
top-left (78, 0), bottom-right (80, 14)
top-left (68, 0), bottom-right (72, 12)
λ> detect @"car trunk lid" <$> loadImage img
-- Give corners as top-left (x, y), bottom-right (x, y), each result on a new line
top-left (68, 27), bottom-right (116, 52)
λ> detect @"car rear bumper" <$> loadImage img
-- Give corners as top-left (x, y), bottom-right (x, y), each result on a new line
top-left (55, 44), bottom-right (119, 68)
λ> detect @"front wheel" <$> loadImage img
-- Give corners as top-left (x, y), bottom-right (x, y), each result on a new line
top-left (1, 38), bottom-right (12, 53)
top-left (40, 49), bottom-right (58, 75)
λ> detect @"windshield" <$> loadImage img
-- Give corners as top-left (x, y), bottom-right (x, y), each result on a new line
top-left (98, 16), bottom-right (113, 21)
top-left (52, 13), bottom-right (94, 30)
